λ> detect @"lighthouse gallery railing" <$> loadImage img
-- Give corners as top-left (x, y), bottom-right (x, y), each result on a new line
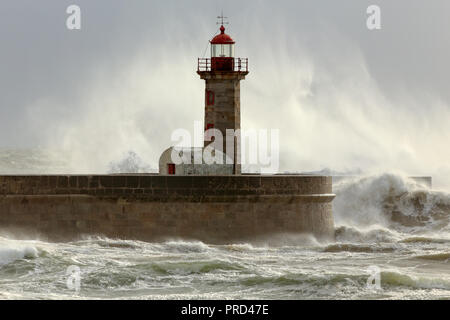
top-left (197, 58), bottom-right (248, 72)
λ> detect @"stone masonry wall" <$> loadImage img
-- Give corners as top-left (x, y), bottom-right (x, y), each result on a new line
top-left (0, 175), bottom-right (335, 243)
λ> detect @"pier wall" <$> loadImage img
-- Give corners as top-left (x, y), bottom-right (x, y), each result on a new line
top-left (0, 175), bottom-right (335, 243)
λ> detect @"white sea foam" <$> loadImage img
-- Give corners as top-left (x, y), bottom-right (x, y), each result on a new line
top-left (0, 241), bottom-right (38, 265)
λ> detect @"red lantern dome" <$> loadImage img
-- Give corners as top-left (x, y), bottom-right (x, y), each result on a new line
top-left (210, 25), bottom-right (235, 44)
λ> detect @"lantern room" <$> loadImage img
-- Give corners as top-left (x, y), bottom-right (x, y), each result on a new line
top-left (210, 25), bottom-right (235, 71)
top-left (211, 25), bottom-right (235, 58)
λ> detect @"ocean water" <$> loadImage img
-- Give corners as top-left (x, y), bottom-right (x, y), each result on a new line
top-left (0, 150), bottom-right (449, 299)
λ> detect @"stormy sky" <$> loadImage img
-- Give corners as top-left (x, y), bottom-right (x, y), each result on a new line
top-left (0, 1), bottom-right (449, 188)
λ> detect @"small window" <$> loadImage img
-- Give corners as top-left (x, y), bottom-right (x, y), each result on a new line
top-left (205, 90), bottom-right (214, 106)
top-left (167, 163), bottom-right (175, 175)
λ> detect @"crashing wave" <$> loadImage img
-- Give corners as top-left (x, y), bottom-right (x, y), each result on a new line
top-left (0, 241), bottom-right (38, 266)
top-left (333, 173), bottom-right (450, 233)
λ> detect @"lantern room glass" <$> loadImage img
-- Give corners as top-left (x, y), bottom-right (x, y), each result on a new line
top-left (211, 44), bottom-right (235, 58)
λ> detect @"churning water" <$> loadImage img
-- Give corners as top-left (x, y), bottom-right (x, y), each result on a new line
top-left (0, 150), bottom-right (449, 299)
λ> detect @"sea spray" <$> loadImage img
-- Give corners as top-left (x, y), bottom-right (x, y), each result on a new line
top-left (0, 240), bottom-right (38, 265)
top-left (333, 173), bottom-right (450, 233)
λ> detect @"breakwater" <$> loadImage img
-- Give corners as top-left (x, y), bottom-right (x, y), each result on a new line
top-left (0, 175), bottom-right (335, 243)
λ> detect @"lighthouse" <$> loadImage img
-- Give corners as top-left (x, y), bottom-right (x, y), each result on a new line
top-left (197, 19), bottom-right (249, 175)
top-left (158, 17), bottom-right (248, 175)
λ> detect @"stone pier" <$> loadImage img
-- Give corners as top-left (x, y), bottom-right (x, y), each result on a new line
top-left (0, 175), bottom-right (335, 243)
